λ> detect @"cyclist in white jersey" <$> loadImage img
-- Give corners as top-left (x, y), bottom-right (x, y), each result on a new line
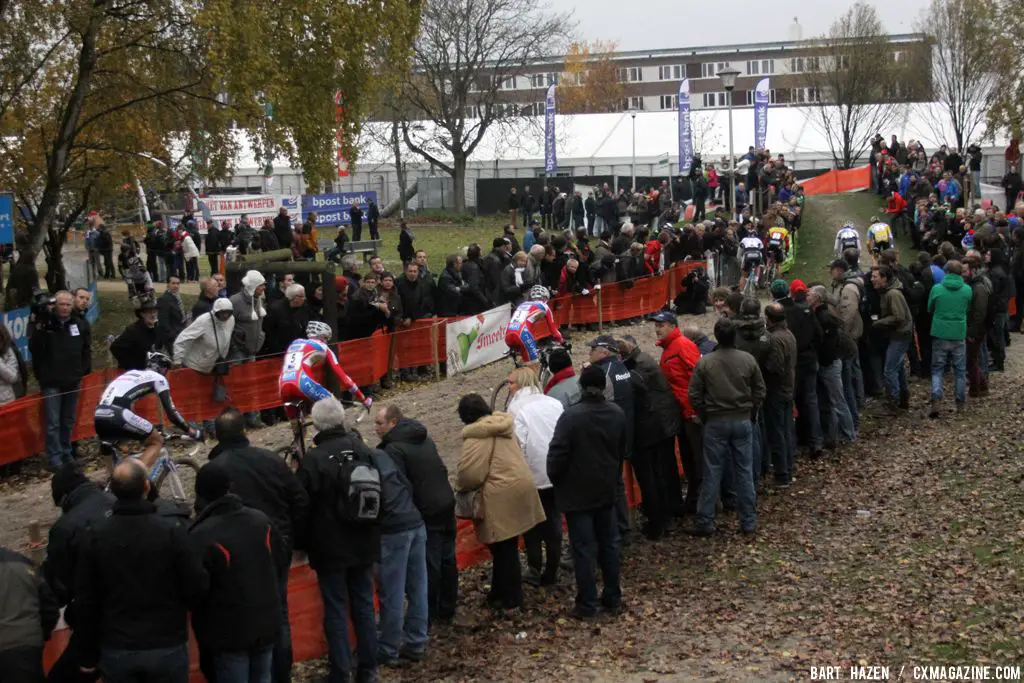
top-left (94, 352), bottom-right (201, 469)
top-left (834, 222), bottom-right (862, 258)
top-left (738, 235), bottom-right (765, 291)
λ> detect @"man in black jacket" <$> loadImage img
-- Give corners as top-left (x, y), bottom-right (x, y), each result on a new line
top-left (771, 279), bottom-right (824, 458)
top-left (460, 244), bottom-right (492, 314)
top-left (263, 284), bottom-right (310, 357)
top-left (618, 336), bottom-right (679, 540)
top-left (156, 276), bottom-right (188, 356)
top-left (547, 365), bottom-right (626, 620)
top-left (349, 204), bottom-right (364, 241)
top-left (435, 255), bottom-right (466, 317)
top-left (110, 298), bottom-right (160, 370)
top-left (0, 546), bottom-right (59, 681)
top-left (482, 238), bottom-right (511, 305)
top-left (74, 460), bottom-right (208, 682)
top-left (192, 277), bottom-right (220, 319)
top-left (1002, 164), bottom-right (1021, 214)
top-left (584, 192), bottom-right (597, 236)
top-left (273, 208), bottom-right (294, 250)
top-left (30, 291), bottom-right (91, 470)
top-left (375, 406), bottom-right (456, 623)
top-left (208, 408), bottom-right (308, 683)
top-left (367, 200), bottom-right (380, 240)
top-left (204, 224), bottom-right (221, 275)
top-left (95, 225), bottom-right (114, 279)
top-left (189, 462), bottom-right (283, 683)
top-left (397, 261), bottom-right (434, 323)
top-left (258, 220), bottom-right (281, 252)
top-left (297, 398), bottom-right (380, 683)
top-left (519, 185), bottom-right (536, 228)
top-left (807, 286), bottom-right (856, 446)
top-left (43, 466), bottom-right (114, 683)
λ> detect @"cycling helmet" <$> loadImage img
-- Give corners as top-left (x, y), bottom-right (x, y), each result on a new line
top-left (306, 320), bottom-right (333, 340)
top-left (146, 351), bottom-right (172, 374)
top-left (529, 285), bottom-right (550, 301)
top-left (841, 221), bottom-right (856, 231)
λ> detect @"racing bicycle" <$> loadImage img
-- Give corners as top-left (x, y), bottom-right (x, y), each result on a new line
top-left (490, 341), bottom-right (572, 411)
top-left (100, 433), bottom-right (202, 507)
top-left (742, 263), bottom-right (763, 297)
top-left (276, 398), bottom-right (369, 472)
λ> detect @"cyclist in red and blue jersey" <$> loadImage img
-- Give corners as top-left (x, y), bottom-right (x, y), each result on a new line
top-left (504, 286), bottom-right (564, 364)
top-left (278, 321), bottom-right (372, 418)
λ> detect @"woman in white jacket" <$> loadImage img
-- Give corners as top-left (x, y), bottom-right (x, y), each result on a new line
top-left (506, 366), bottom-right (564, 586)
top-left (182, 231), bottom-right (200, 282)
top-left (0, 323), bottom-right (23, 405)
top-left (173, 297), bottom-right (235, 374)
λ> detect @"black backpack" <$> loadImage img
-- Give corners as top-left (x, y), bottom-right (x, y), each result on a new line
top-left (329, 446), bottom-right (382, 525)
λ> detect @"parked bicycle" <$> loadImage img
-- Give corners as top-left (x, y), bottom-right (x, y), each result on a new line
top-left (100, 433), bottom-right (201, 507)
top-left (490, 341), bottom-right (572, 411)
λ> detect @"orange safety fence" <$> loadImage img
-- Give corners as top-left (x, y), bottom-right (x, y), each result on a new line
top-left (0, 261), bottom-right (705, 467)
top-left (800, 165), bottom-right (872, 196)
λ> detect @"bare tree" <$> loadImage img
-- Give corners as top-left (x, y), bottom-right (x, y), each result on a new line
top-left (987, 0), bottom-right (1024, 139)
top-left (915, 0), bottom-right (1001, 151)
top-left (804, 3), bottom-right (909, 169)
top-left (400, 0), bottom-right (573, 213)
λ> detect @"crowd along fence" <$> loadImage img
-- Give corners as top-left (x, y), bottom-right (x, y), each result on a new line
top-left (37, 262), bottom-right (705, 680)
top-left (0, 261), bottom-right (705, 466)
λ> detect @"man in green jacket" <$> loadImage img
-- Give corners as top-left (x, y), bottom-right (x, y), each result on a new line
top-left (927, 260), bottom-right (973, 417)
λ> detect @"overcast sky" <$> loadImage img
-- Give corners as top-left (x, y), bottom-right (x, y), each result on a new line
top-left (571, 0), bottom-right (932, 52)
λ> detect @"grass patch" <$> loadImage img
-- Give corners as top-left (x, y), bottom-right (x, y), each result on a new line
top-left (930, 641), bottom-right (972, 661)
top-left (789, 192), bottom-right (908, 283)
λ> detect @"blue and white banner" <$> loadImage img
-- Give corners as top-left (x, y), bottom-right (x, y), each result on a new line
top-left (301, 191), bottom-right (377, 227)
top-left (754, 78), bottom-right (770, 150)
top-left (544, 84), bottom-right (557, 174)
top-left (0, 193), bottom-right (14, 245)
top-left (677, 80), bottom-right (693, 175)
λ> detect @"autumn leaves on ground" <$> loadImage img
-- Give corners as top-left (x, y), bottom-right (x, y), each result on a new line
top-left (314, 344), bottom-right (1022, 683)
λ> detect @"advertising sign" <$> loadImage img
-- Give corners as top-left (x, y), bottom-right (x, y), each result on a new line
top-left (301, 192), bottom-right (377, 227)
top-left (445, 305), bottom-right (512, 375)
top-left (0, 193), bottom-right (14, 245)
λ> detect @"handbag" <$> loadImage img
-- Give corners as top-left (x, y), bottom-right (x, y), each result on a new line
top-left (454, 438), bottom-right (496, 521)
top-left (210, 313), bottom-right (231, 401)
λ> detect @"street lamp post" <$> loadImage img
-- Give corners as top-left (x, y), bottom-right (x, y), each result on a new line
top-left (631, 112), bottom-right (637, 191)
top-left (718, 67), bottom-right (741, 218)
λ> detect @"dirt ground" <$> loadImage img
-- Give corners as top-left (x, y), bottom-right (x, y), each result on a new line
top-left (4, 308), bottom-right (1023, 682)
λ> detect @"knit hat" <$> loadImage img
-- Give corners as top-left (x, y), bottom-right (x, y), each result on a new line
top-left (770, 279), bottom-right (790, 299)
top-left (547, 348), bottom-right (573, 374)
top-left (241, 270), bottom-right (266, 297)
top-left (790, 279), bottom-right (808, 296)
top-left (51, 463), bottom-right (90, 507)
top-left (579, 364), bottom-right (607, 391)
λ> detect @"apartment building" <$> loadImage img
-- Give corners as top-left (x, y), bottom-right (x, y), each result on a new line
top-left (487, 27), bottom-right (928, 116)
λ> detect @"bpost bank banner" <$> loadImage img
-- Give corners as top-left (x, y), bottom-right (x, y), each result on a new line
top-left (754, 78), bottom-right (770, 150)
top-left (445, 305), bottom-right (512, 375)
top-left (0, 193), bottom-right (14, 244)
top-left (678, 80), bottom-right (693, 175)
top-left (2, 282), bottom-right (99, 362)
top-left (302, 192), bottom-right (377, 227)
top-left (544, 84), bottom-right (557, 174)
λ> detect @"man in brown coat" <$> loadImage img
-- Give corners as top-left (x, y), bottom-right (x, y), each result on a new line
top-left (870, 265), bottom-right (914, 412)
top-left (763, 303), bottom-right (798, 486)
top-left (963, 254), bottom-right (992, 397)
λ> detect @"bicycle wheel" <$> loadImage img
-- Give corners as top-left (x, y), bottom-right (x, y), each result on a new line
top-left (490, 380), bottom-right (512, 411)
top-left (155, 456), bottom-right (201, 505)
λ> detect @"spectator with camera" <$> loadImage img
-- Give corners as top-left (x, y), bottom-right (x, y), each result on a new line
top-left (30, 291), bottom-right (91, 471)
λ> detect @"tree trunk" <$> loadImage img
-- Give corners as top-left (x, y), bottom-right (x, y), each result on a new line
top-left (28, 6), bottom-right (102, 270)
top-left (391, 120), bottom-right (408, 218)
top-left (452, 153), bottom-right (467, 213)
top-left (44, 228), bottom-right (68, 292)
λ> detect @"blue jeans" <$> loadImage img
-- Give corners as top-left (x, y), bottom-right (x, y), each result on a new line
top-left (273, 574), bottom-right (292, 683)
top-left (697, 419), bottom-right (756, 532)
top-left (931, 338), bottom-right (966, 403)
top-left (564, 505), bottom-right (621, 616)
top-left (215, 646), bottom-right (273, 683)
top-left (795, 362), bottom-right (823, 451)
top-left (317, 565), bottom-right (377, 683)
top-left (43, 386), bottom-right (79, 467)
top-left (819, 360), bottom-right (856, 443)
top-left (883, 338), bottom-right (910, 401)
top-left (377, 526), bottom-right (429, 660)
top-left (764, 396), bottom-right (794, 483)
top-left (841, 357), bottom-right (861, 429)
top-left (100, 644), bottom-right (189, 683)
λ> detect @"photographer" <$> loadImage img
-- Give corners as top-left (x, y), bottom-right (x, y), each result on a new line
top-left (29, 291), bottom-right (91, 470)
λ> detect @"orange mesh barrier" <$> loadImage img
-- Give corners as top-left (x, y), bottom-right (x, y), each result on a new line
top-left (800, 165), bottom-right (872, 196)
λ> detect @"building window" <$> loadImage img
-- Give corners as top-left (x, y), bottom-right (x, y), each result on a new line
top-left (892, 51), bottom-right (905, 64)
top-left (659, 94), bottom-right (678, 110)
top-left (746, 59), bottom-right (775, 76)
top-left (658, 64), bottom-right (683, 80)
top-left (836, 54), bottom-right (850, 70)
top-left (700, 61), bottom-right (731, 79)
top-left (529, 73), bottom-right (545, 88)
top-left (702, 92), bottom-right (729, 108)
top-left (621, 96), bottom-right (643, 110)
top-left (618, 68), bottom-right (642, 82)
top-left (790, 56), bottom-right (820, 73)
top-left (546, 72), bottom-right (559, 86)
top-left (745, 89), bottom-right (777, 105)
top-left (790, 87), bottom-right (820, 104)
top-left (494, 75), bottom-right (515, 90)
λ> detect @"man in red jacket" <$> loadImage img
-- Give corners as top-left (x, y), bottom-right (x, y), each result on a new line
top-left (650, 310), bottom-right (703, 516)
